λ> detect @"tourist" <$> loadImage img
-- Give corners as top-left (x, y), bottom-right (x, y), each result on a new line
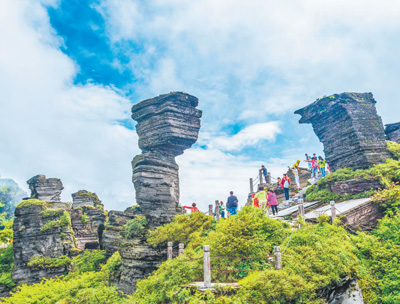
top-left (281, 174), bottom-right (291, 201)
top-left (289, 160), bottom-right (301, 188)
top-left (318, 156), bottom-right (326, 177)
top-left (226, 191), bottom-right (238, 216)
top-left (252, 193), bottom-right (259, 208)
top-left (277, 177), bottom-right (283, 189)
top-left (214, 201), bottom-right (225, 218)
top-left (267, 189), bottom-right (279, 216)
top-left (306, 157), bottom-right (319, 179)
top-left (255, 186), bottom-right (268, 211)
top-left (183, 203), bottom-right (200, 213)
top-left (305, 154), bottom-right (311, 170)
top-left (260, 165), bottom-right (268, 184)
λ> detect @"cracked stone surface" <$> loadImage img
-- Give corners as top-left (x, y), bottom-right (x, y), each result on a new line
top-left (385, 122), bottom-right (400, 143)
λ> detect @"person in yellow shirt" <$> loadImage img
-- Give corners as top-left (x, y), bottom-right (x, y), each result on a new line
top-left (254, 186), bottom-right (269, 215)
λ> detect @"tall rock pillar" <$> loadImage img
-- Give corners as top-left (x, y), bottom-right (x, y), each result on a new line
top-left (385, 122), bottom-right (400, 143)
top-left (295, 92), bottom-right (390, 171)
top-left (131, 92), bottom-right (202, 227)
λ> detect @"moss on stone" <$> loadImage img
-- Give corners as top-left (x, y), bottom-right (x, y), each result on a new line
top-left (40, 211), bottom-right (71, 232)
top-left (40, 208), bottom-right (64, 219)
top-left (16, 199), bottom-right (47, 209)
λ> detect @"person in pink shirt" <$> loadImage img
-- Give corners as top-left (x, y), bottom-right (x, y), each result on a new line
top-left (183, 203), bottom-right (200, 213)
top-left (306, 157), bottom-right (319, 179)
top-left (266, 189), bottom-right (279, 216)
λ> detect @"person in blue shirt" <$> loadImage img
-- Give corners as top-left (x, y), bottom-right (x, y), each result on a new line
top-left (260, 165), bottom-right (268, 183)
top-left (226, 191), bottom-right (238, 216)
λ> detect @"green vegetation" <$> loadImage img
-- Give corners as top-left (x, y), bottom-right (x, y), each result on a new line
top-left (0, 182), bottom-right (27, 217)
top-left (28, 255), bottom-right (71, 270)
top-left (40, 210), bottom-right (71, 232)
top-left (123, 216), bottom-right (148, 239)
top-left (0, 246), bottom-right (15, 291)
top-left (2, 252), bottom-right (125, 304)
top-left (81, 213), bottom-right (89, 224)
top-left (16, 199), bottom-right (47, 209)
top-left (39, 208), bottom-right (64, 218)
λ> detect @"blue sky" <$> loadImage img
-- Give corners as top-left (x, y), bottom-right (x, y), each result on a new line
top-left (1, 0), bottom-right (400, 211)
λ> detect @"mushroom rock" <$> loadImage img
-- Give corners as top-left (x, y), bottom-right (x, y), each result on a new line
top-left (27, 174), bottom-right (64, 201)
top-left (295, 92), bottom-right (390, 171)
top-left (131, 92), bottom-right (202, 227)
top-left (111, 92), bottom-right (202, 294)
top-left (385, 122), bottom-right (400, 143)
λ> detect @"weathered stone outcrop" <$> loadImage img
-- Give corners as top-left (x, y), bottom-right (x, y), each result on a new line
top-left (27, 174), bottom-right (64, 201)
top-left (131, 92), bottom-right (202, 227)
top-left (71, 190), bottom-right (103, 209)
top-left (295, 93), bottom-right (390, 171)
top-left (12, 200), bottom-right (76, 285)
top-left (385, 122), bottom-right (400, 143)
top-left (329, 178), bottom-right (381, 195)
top-left (70, 190), bottom-right (106, 250)
top-left (112, 92), bottom-right (202, 294)
top-left (102, 210), bottom-right (134, 259)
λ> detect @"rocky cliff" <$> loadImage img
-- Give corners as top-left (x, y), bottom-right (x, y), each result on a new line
top-left (385, 122), bottom-right (400, 143)
top-left (295, 92), bottom-right (390, 171)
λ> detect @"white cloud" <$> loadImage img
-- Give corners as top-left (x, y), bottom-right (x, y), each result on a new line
top-left (0, 0), bottom-right (138, 210)
top-left (208, 122), bottom-right (281, 151)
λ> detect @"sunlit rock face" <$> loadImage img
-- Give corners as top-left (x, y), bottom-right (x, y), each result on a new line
top-left (27, 174), bottom-right (64, 201)
top-left (385, 122), bottom-right (400, 143)
top-left (131, 92), bottom-right (202, 228)
top-left (295, 92), bottom-right (390, 171)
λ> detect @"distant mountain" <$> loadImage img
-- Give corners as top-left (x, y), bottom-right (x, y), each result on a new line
top-left (0, 178), bottom-right (28, 218)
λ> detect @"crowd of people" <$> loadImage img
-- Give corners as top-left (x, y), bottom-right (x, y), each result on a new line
top-left (184, 154), bottom-right (329, 219)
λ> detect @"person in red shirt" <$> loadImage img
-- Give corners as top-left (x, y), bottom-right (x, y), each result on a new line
top-left (183, 203), bottom-right (200, 213)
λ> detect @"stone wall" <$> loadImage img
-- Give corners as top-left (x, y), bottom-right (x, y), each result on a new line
top-left (295, 92), bottom-right (390, 171)
top-left (385, 122), bottom-right (400, 143)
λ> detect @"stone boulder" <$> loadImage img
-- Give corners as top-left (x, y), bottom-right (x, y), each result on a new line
top-left (295, 93), bottom-right (390, 171)
top-left (385, 122), bottom-right (400, 143)
top-left (27, 175), bottom-right (64, 201)
top-left (12, 200), bottom-right (76, 285)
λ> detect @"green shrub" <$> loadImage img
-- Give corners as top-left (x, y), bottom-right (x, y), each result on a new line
top-left (387, 141), bottom-right (400, 160)
top-left (71, 250), bottom-right (105, 273)
top-left (123, 216), bottom-right (148, 239)
top-left (40, 208), bottom-right (64, 218)
top-left (147, 212), bottom-right (212, 247)
top-left (28, 255), bottom-right (71, 269)
top-left (372, 183), bottom-right (400, 214)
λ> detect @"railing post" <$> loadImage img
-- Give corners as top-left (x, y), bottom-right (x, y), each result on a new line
top-left (215, 200), bottom-right (220, 221)
top-left (298, 202), bottom-right (305, 217)
top-left (274, 246), bottom-right (282, 270)
top-left (203, 245), bottom-right (211, 287)
top-left (167, 242), bottom-right (173, 260)
top-left (209, 204), bottom-right (213, 217)
top-left (179, 243), bottom-right (184, 256)
top-left (268, 172), bottom-right (271, 184)
top-left (182, 207), bottom-right (186, 214)
top-left (259, 170), bottom-right (263, 185)
top-left (330, 201), bottom-right (336, 221)
top-left (250, 178), bottom-right (254, 193)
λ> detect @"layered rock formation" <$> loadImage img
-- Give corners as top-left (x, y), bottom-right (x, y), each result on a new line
top-left (70, 191), bottom-right (106, 250)
top-left (131, 92), bottom-right (202, 227)
top-left (111, 92), bottom-right (202, 294)
top-left (385, 122), bottom-right (400, 143)
top-left (27, 174), bottom-right (64, 201)
top-left (295, 93), bottom-right (390, 171)
top-left (12, 199), bottom-right (76, 285)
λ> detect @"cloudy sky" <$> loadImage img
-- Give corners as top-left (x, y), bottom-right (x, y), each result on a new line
top-left (1, 0), bottom-right (400, 211)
